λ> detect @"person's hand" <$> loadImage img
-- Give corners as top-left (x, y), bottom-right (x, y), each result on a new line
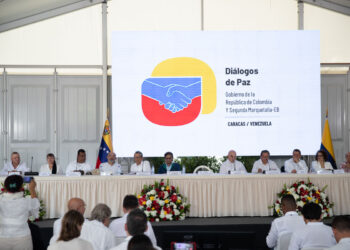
top-left (258, 168), bottom-right (263, 173)
top-left (291, 169), bottom-right (297, 174)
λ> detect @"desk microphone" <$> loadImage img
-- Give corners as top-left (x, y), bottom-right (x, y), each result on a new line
top-left (24, 156), bottom-right (39, 176)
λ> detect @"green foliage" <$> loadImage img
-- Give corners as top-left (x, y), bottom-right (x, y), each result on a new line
top-left (236, 156), bottom-right (259, 173)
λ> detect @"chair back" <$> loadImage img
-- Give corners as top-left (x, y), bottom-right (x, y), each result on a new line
top-left (193, 165), bottom-right (213, 173)
top-left (276, 232), bottom-right (292, 250)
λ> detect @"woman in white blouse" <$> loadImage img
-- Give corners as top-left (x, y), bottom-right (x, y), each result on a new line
top-left (0, 175), bottom-right (40, 250)
top-left (48, 210), bottom-right (93, 250)
top-left (40, 153), bottom-right (60, 175)
top-left (311, 150), bottom-right (333, 172)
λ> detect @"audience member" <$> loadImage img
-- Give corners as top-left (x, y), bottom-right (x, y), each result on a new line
top-left (109, 195), bottom-right (157, 245)
top-left (48, 210), bottom-right (93, 250)
top-left (66, 149), bottom-right (92, 175)
top-left (339, 152), bottom-right (350, 173)
top-left (127, 234), bottom-right (155, 250)
top-left (288, 202), bottom-right (336, 250)
top-left (158, 152), bottom-right (181, 174)
top-left (219, 150), bottom-right (247, 174)
top-left (0, 175), bottom-right (40, 250)
top-left (326, 216), bottom-right (350, 250)
top-left (99, 152), bottom-right (121, 175)
top-left (284, 149), bottom-right (308, 173)
top-left (130, 151), bottom-right (151, 173)
top-left (266, 195), bottom-right (305, 248)
top-left (110, 208), bottom-right (161, 250)
top-left (40, 153), bottom-right (61, 175)
top-left (311, 150), bottom-right (333, 172)
top-left (1, 152), bottom-right (28, 175)
top-left (252, 150), bottom-right (280, 173)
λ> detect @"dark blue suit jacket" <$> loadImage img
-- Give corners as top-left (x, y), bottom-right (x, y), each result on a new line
top-left (158, 162), bottom-right (182, 174)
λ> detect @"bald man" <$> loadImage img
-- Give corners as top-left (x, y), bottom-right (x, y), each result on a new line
top-left (1, 152), bottom-right (28, 175)
top-left (219, 150), bottom-right (247, 174)
top-left (99, 152), bottom-right (121, 175)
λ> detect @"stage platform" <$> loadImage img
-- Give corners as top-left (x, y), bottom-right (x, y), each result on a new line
top-left (32, 216), bottom-right (333, 250)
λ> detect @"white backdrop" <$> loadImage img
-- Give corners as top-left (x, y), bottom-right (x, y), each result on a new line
top-left (112, 31), bottom-right (320, 157)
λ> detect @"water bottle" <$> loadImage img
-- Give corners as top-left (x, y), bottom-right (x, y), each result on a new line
top-left (151, 165), bottom-right (155, 175)
top-left (182, 165), bottom-right (186, 175)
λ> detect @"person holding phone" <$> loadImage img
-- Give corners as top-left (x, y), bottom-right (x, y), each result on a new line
top-left (0, 175), bottom-right (40, 250)
top-left (40, 153), bottom-right (61, 175)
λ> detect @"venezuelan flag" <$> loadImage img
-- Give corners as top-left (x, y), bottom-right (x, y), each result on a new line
top-left (320, 111), bottom-right (336, 169)
top-left (95, 120), bottom-right (113, 169)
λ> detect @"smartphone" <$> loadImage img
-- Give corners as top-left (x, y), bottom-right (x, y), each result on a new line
top-left (171, 242), bottom-right (196, 250)
top-left (23, 176), bottom-right (33, 183)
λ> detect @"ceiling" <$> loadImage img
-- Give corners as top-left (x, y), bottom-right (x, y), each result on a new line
top-left (0, 0), bottom-right (104, 33)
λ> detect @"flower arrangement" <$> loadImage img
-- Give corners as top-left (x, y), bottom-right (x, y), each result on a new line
top-left (1, 182), bottom-right (46, 221)
top-left (137, 179), bottom-right (190, 222)
top-left (271, 179), bottom-right (334, 219)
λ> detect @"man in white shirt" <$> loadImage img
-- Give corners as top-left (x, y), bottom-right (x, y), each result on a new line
top-left (110, 208), bottom-right (161, 250)
top-left (1, 152), bottom-right (28, 175)
top-left (288, 202), bottom-right (336, 250)
top-left (266, 195), bottom-right (305, 249)
top-left (130, 151), bottom-right (151, 173)
top-left (326, 216), bottom-right (350, 250)
top-left (109, 195), bottom-right (157, 246)
top-left (219, 150), bottom-right (247, 174)
top-left (284, 149), bottom-right (309, 173)
top-left (65, 149), bottom-right (92, 175)
top-left (252, 150), bottom-right (280, 173)
top-left (99, 152), bottom-right (121, 175)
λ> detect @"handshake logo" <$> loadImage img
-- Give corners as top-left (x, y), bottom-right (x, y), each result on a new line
top-left (141, 57), bottom-right (216, 126)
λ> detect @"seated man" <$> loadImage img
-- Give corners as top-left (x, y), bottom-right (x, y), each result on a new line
top-left (158, 152), bottom-right (181, 174)
top-left (252, 150), bottom-right (280, 173)
top-left (266, 195), bottom-right (305, 249)
top-left (1, 152), bottom-right (28, 175)
top-left (130, 151), bottom-right (151, 173)
top-left (288, 203), bottom-right (336, 250)
top-left (65, 149), bottom-right (92, 175)
top-left (99, 152), bottom-right (121, 175)
top-left (219, 150), bottom-right (247, 174)
top-left (284, 149), bottom-right (308, 173)
top-left (110, 208), bottom-right (161, 250)
top-left (339, 152), bottom-right (350, 173)
top-left (326, 216), bottom-right (350, 250)
top-left (109, 195), bottom-right (156, 246)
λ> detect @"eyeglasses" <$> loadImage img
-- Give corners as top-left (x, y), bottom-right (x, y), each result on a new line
top-left (165, 157), bottom-right (172, 160)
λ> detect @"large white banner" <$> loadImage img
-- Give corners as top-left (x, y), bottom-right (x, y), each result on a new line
top-left (112, 31), bottom-right (320, 157)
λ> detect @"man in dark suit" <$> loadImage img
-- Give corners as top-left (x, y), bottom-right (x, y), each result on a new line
top-left (158, 152), bottom-right (181, 174)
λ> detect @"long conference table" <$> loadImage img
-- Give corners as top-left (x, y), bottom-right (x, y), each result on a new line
top-left (1, 173), bottom-right (349, 219)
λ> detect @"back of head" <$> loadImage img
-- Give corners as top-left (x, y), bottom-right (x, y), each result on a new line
top-left (281, 194), bottom-right (297, 212)
top-left (58, 210), bottom-right (84, 242)
top-left (67, 198), bottom-right (85, 215)
top-left (90, 203), bottom-right (111, 223)
top-left (4, 175), bottom-right (23, 193)
top-left (302, 202), bottom-right (322, 220)
top-left (127, 234), bottom-right (154, 250)
top-left (332, 216), bottom-right (350, 232)
top-left (126, 208), bottom-right (147, 236)
top-left (123, 195), bottom-right (139, 210)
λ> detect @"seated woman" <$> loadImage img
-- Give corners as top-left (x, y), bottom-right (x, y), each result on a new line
top-left (0, 175), bottom-right (40, 250)
top-left (311, 150), bottom-right (333, 172)
top-left (39, 153), bottom-right (61, 175)
top-left (48, 210), bottom-right (93, 250)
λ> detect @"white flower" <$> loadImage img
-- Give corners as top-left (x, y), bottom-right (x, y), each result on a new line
top-left (166, 214), bottom-right (173, 220)
top-left (146, 200), bottom-right (152, 207)
top-left (180, 214), bottom-right (185, 220)
top-left (159, 200), bottom-right (165, 206)
top-left (150, 190), bottom-right (156, 195)
top-left (174, 208), bottom-right (180, 216)
top-left (151, 210), bottom-right (157, 217)
top-left (296, 201), bottom-right (304, 208)
top-left (160, 212), bottom-right (165, 219)
top-left (161, 187), bottom-right (164, 191)
top-left (155, 218), bottom-right (160, 222)
top-left (292, 193), bottom-right (299, 201)
top-left (145, 211), bottom-right (150, 217)
top-left (164, 191), bottom-right (169, 199)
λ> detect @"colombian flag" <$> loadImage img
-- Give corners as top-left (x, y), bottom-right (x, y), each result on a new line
top-left (95, 120), bottom-right (113, 169)
top-left (320, 111), bottom-right (336, 169)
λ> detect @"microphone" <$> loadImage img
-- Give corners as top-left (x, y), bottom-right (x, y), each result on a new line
top-left (25, 156), bottom-right (39, 176)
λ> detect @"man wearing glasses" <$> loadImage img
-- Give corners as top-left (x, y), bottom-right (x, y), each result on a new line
top-left (158, 152), bottom-right (181, 174)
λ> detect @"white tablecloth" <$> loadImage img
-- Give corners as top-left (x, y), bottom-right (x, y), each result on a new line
top-left (1, 173), bottom-right (349, 218)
